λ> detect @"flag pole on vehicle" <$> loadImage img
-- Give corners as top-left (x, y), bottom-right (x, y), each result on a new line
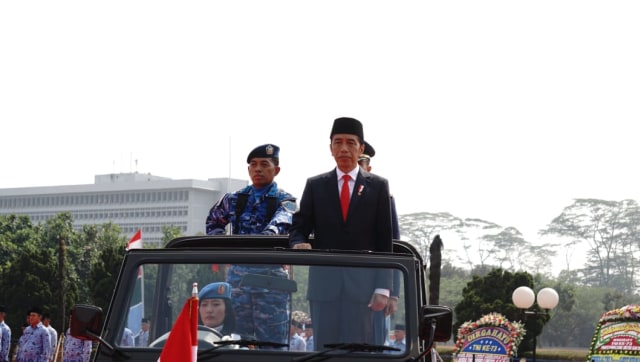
top-left (157, 282), bottom-right (199, 362)
top-left (126, 229), bottom-right (144, 335)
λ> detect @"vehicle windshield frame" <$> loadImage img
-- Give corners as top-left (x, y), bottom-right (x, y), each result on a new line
top-left (103, 242), bottom-right (420, 358)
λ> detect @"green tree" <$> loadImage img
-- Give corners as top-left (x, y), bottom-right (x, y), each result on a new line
top-left (460, 219), bottom-right (503, 269)
top-left (1, 245), bottom-right (58, 338)
top-left (541, 285), bottom-right (605, 348)
top-left (438, 262), bottom-right (471, 322)
top-left (481, 227), bottom-right (527, 270)
top-left (0, 214), bottom-right (38, 267)
top-left (41, 212), bottom-right (78, 328)
top-left (399, 212), bottom-right (466, 264)
top-left (399, 213), bottom-right (542, 275)
top-left (74, 223), bottom-right (127, 305)
top-left (161, 225), bottom-right (183, 246)
top-left (454, 268), bottom-right (543, 355)
top-left (74, 225), bottom-right (101, 301)
top-left (542, 198), bottom-right (640, 295)
top-left (0, 214), bottom-right (152, 337)
top-left (481, 227), bottom-right (558, 276)
top-left (291, 265), bottom-right (310, 316)
top-left (90, 240), bottom-right (126, 313)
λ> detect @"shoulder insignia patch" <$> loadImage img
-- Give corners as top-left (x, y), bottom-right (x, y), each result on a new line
top-left (282, 200), bottom-right (297, 212)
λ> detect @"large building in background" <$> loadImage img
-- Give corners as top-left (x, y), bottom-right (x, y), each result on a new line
top-left (0, 173), bottom-right (247, 247)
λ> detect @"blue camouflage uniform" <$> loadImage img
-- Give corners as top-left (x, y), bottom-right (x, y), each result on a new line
top-left (16, 323), bottom-right (50, 362)
top-left (206, 181), bottom-right (297, 346)
top-left (206, 182), bottom-right (295, 236)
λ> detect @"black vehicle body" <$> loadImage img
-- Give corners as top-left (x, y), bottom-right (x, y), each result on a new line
top-left (71, 235), bottom-right (451, 361)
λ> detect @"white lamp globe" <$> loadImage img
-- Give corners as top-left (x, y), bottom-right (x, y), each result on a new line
top-left (537, 288), bottom-right (559, 310)
top-left (512, 286), bottom-right (535, 309)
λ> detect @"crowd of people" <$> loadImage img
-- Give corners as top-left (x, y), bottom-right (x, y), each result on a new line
top-left (3, 307), bottom-right (155, 361)
top-left (0, 305), bottom-right (94, 362)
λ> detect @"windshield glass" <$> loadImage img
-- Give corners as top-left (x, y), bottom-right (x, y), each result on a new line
top-left (118, 261), bottom-right (407, 355)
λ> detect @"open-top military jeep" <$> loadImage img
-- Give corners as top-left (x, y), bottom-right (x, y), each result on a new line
top-left (71, 235), bottom-right (452, 361)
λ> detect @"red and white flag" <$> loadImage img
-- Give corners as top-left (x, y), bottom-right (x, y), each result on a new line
top-left (158, 283), bottom-right (199, 362)
top-left (126, 229), bottom-right (144, 332)
top-left (126, 229), bottom-right (143, 250)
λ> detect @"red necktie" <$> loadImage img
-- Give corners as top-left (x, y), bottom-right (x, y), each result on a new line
top-left (340, 175), bottom-right (351, 221)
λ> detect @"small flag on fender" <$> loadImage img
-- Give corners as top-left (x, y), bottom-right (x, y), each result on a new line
top-left (158, 283), bottom-right (199, 362)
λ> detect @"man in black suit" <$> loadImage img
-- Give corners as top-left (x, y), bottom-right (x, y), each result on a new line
top-left (289, 117), bottom-right (393, 349)
top-left (359, 140), bottom-right (403, 346)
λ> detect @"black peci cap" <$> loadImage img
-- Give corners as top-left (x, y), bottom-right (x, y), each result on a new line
top-left (28, 306), bottom-right (43, 315)
top-left (330, 117), bottom-right (364, 141)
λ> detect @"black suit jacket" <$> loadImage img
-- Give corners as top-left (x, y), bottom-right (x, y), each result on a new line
top-left (289, 168), bottom-right (393, 252)
top-left (289, 168), bottom-right (393, 300)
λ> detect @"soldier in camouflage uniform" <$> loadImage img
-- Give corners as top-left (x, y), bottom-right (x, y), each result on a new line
top-left (205, 144), bottom-right (297, 347)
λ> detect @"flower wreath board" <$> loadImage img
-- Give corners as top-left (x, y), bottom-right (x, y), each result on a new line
top-left (454, 313), bottom-right (526, 362)
top-left (588, 304), bottom-right (640, 362)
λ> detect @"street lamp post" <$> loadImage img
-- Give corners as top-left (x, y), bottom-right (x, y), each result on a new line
top-left (512, 286), bottom-right (559, 362)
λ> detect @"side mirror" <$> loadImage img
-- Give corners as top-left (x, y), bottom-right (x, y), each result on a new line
top-left (419, 305), bottom-right (453, 344)
top-left (70, 304), bottom-right (103, 341)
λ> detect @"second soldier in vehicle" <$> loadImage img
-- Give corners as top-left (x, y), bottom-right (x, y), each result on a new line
top-left (205, 144), bottom-right (297, 347)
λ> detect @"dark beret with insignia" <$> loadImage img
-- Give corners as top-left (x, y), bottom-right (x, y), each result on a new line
top-left (247, 144), bottom-right (280, 163)
top-left (330, 117), bottom-right (364, 141)
top-left (395, 323), bottom-right (405, 331)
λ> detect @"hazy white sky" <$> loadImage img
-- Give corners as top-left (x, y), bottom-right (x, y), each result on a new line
top-left (2, 1), bottom-right (639, 249)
